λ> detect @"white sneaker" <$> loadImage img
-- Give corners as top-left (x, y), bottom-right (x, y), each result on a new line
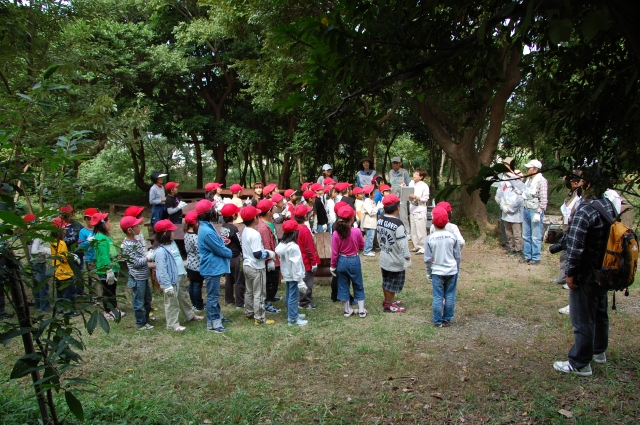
top-left (137, 323), bottom-right (154, 331)
top-left (364, 252), bottom-right (375, 257)
top-left (553, 360), bottom-right (592, 376)
top-left (562, 283), bottom-right (569, 290)
top-left (558, 305), bottom-right (570, 315)
top-left (288, 318), bottom-right (308, 326)
top-left (417, 248), bottom-right (425, 254)
top-left (593, 352), bottom-right (607, 364)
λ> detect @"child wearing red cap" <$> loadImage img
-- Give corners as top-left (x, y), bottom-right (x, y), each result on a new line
top-left (164, 182), bottom-right (187, 224)
top-left (271, 193), bottom-right (289, 224)
top-left (92, 213), bottom-right (125, 320)
top-left (276, 220), bottom-right (309, 326)
top-left (330, 206), bottom-right (367, 318)
top-left (121, 216), bottom-right (153, 330)
top-left (429, 202), bottom-right (465, 249)
top-left (184, 211), bottom-right (204, 312)
top-left (424, 207), bottom-right (461, 327)
top-left (377, 194), bottom-right (410, 313)
top-left (362, 185), bottom-right (378, 257)
top-left (50, 218), bottom-right (81, 317)
top-left (219, 203), bottom-right (245, 308)
top-left (78, 208), bottom-right (99, 300)
top-left (293, 205), bottom-right (321, 310)
top-left (256, 199), bottom-right (282, 312)
top-left (324, 186), bottom-right (337, 232)
top-left (314, 184), bottom-right (329, 233)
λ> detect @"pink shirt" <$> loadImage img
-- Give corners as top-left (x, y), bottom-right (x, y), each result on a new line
top-left (330, 228), bottom-right (365, 268)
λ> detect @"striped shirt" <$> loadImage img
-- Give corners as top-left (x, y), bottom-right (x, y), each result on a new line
top-left (121, 239), bottom-right (149, 281)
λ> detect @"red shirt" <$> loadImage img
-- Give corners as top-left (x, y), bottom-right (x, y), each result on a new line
top-left (257, 218), bottom-right (280, 267)
top-left (296, 223), bottom-right (320, 271)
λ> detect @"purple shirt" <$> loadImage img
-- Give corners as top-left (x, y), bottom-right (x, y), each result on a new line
top-left (331, 228), bottom-right (365, 268)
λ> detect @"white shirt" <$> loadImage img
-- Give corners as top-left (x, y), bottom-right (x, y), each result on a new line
top-left (242, 227), bottom-right (266, 269)
top-left (410, 180), bottom-right (429, 214)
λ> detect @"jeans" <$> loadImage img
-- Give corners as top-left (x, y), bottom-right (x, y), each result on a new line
top-left (522, 208), bottom-right (543, 261)
top-left (32, 261), bottom-right (50, 312)
top-left (56, 277), bottom-right (77, 313)
top-left (336, 255), bottom-right (365, 301)
top-left (431, 274), bottom-right (458, 325)
top-left (203, 274), bottom-right (224, 328)
top-left (187, 269), bottom-right (204, 310)
top-left (129, 278), bottom-right (152, 327)
top-left (315, 224), bottom-right (326, 233)
top-left (568, 282), bottom-right (609, 369)
top-left (286, 281), bottom-right (301, 322)
top-left (363, 228), bottom-right (376, 254)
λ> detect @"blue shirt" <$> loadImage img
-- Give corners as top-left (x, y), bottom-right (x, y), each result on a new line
top-left (198, 221), bottom-right (233, 276)
top-left (78, 227), bottom-right (95, 262)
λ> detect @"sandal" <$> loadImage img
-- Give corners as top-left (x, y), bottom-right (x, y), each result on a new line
top-left (359, 309), bottom-right (368, 318)
top-left (191, 315), bottom-right (204, 321)
top-left (343, 309), bottom-right (357, 317)
top-left (173, 326), bottom-right (187, 332)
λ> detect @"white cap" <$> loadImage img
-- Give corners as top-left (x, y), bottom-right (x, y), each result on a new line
top-left (391, 156), bottom-right (402, 163)
top-left (524, 159), bottom-right (542, 169)
top-left (158, 173), bottom-right (168, 178)
top-left (322, 164), bottom-right (332, 171)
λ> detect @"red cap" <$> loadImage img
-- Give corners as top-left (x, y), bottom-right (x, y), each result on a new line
top-left (240, 205), bottom-right (260, 222)
top-left (124, 206), bottom-right (144, 217)
top-left (303, 190), bottom-right (317, 200)
top-left (220, 203), bottom-right (241, 217)
top-left (301, 182), bottom-right (310, 191)
top-left (436, 201), bottom-right (452, 212)
top-left (83, 208), bottom-right (99, 217)
top-left (362, 185), bottom-right (375, 195)
top-left (257, 199), bottom-right (275, 213)
top-left (382, 194), bottom-right (400, 207)
top-left (352, 187), bottom-right (364, 195)
top-left (154, 219), bottom-right (177, 232)
top-left (195, 199), bottom-right (215, 215)
top-left (379, 184), bottom-right (391, 192)
top-left (59, 204), bottom-right (73, 213)
top-left (165, 182), bottom-right (179, 191)
top-left (282, 219), bottom-right (299, 233)
top-left (51, 217), bottom-right (68, 228)
top-left (334, 182), bottom-right (352, 192)
top-left (334, 201), bottom-right (348, 214)
top-left (205, 182), bottom-right (222, 192)
top-left (337, 205), bottom-right (356, 220)
top-left (184, 210), bottom-right (198, 224)
top-left (284, 189), bottom-right (296, 198)
top-left (323, 186), bottom-right (332, 194)
top-left (90, 213), bottom-right (109, 226)
top-left (230, 184), bottom-right (243, 193)
top-left (263, 183), bottom-right (276, 195)
top-left (294, 204), bottom-right (313, 217)
top-left (271, 193), bottom-right (284, 203)
top-left (432, 207), bottom-right (449, 228)
top-left (310, 183), bottom-right (323, 192)
top-left (120, 216), bottom-right (143, 231)
top-left (23, 213), bottom-right (36, 223)
top-left (323, 177), bottom-right (335, 185)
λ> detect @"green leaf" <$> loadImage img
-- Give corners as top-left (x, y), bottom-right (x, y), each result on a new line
top-left (1, 327), bottom-right (36, 346)
top-left (42, 64), bottom-right (59, 80)
top-left (97, 311), bottom-right (110, 334)
top-left (65, 391), bottom-right (84, 421)
top-left (16, 93), bottom-right (34, 103)
top-left (549, 19), bottom-right (572, 44)
top-left (10, 357), bottom-right (39, 379)
top-left (580, 9), bottom-right (607, 41)
top-left (45, 85), bottom-right (72, 91)
top-left (0, 210), bottom-right (27, 229)
top-left (86, 311), bottom-right (99, 335)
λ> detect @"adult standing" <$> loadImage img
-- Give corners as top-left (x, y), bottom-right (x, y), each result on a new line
top-left (408, 168), bottom-right (430, 254)
top-left (519, 159), bottom-right (548, 265)
top-left (318, 164), bottom-right (337, 185)
top-left (551, 175), bottom-right (583, 285)
top-left (356, 158), bottom-right (377, 188)
top-left (553, 166), bottom-right (614, 376)
top-left (149, 171), bottom-right (167, 228)
top-left (495, 157), bottom-right (515, 251)
top-left (386, 157), bottom-right (410, 187)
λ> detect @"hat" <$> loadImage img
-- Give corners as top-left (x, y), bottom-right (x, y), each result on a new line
top-left (359, 158), bottom-right (373, 169)
top-left (334, 182), bottom-right (351, 192)
top-left (323, 177), bottom-right (335, 185)
top-left (436, 201), bottom-right (452, 212)
top-left (301, 182), bottom-right (310, 191)
top-left (431, 207), bottom-right (449, 228)
top-left (119, 216), bottom-right (143, 231)
top-left (257, 199), bottom-right (275, 213)
top-left (310, 183), bottom-right (323, 192)
top-left (334, 201), bottom-right (348, 214)
top-left (240, 205), bottom-right (259, 222)
top-left (271, 193), bottom-right (284, 203)
top-left (90, 212), bottom-right (109, 227)
top-left (59, 204), bottom-right (73, 213)
top-left (229, 184), bottom-right (243, 193)
top-left (382, 194), bottom-right (400, 207)
top-left (362, 185), bottom-right (375, 195)
top-left (154, 219), bottom-right (177, 233)
top-left (337, 205), bottom-right (356, 220)
top-left (524, 159), bottom-right (542, 169)
top-left (184, 210), bottom-right (198, 224)
top-left (351, 187), bottom-right (363, 195)
top-left (84, 207), bottom-right (99, 217)
top-left (220, 203), bottom-right (241, 217)
top-left (150, 171), bottom-right (167, 184)
top-left (322, 164), bottom-right (333, 171)
top-left (323, 186), bottom-right (332, 194)
top-left (282, 219), bottom-right (299, 233)
top-left (379, 184), bottom-right (391, 192)
top-left (391, 156), bottom-right (402, 163)
top-left (293, 204), bottom-right (313, 217)
top-left (51, 217), bottom-right (68, 228)
top-left (23, 213), bottom-right (36, 223)
top-left (263, 183), bottom-right (276, 195)
top-left (205, 182), bottom-right (222, 192)
top-left (303, 190), bottom-right (317, 200)
top-left (165, 182), bottom-right (179, 191)
top-left (284, 189), bottom-right (296, 198)
top-left (124, 206), bottom-right (144, 217)
top-left (195, 199), bottom-right (215, 215)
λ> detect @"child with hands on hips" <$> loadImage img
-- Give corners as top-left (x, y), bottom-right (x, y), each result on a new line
top-left (275, 220), bottom-right (309, 326)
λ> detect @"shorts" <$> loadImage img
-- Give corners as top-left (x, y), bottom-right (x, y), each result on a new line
top-left (381, 269), bottom-right (405, 293)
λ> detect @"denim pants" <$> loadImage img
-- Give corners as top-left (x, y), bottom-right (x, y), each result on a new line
top-left (336, 255), bottom-right (365, 302)
top-left (522, 208), bottom-right (544, 261)
top-left (315, 224), bottom-right (326, 233)
top-left (363, 228), bottom-right (376, 254)
top-left (286, 281), bottom-right (301, 322)
top-left (129, 278), bottom-right (152, 327)
top-left (32, 261), bottom-right (50, 312)
top-left (431, 274), bottom-right (458, 325)
top-left (187, 268), bottom-right (204, 310)
top-left (568, 281), bottom-right (609, 369)
top-left (203, 274), bottom-right (224, 328)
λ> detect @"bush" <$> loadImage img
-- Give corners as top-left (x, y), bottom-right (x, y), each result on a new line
top-left (79, 189), bottom-right (148, 211)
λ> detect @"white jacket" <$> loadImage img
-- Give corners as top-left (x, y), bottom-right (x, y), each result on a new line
top-left (275, 241), bottom-right (305, 283)
top-left (362, 198), bottom-right (378, 229)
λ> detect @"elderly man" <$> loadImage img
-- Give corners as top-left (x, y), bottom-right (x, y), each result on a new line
top-left (519, 159), bottom-right (548, 265)
top-left (386, 157), bottom-right (411, 187)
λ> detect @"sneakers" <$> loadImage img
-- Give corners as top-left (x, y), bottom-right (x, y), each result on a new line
top-left (343, 309), bottom-right (357, 317)
top-left (364, 252), bottom-right (376, 257)
top-left (528, 260), bottom-right (540, 265)
top-left (563, 283), bottom-right (570, 290)
top-left (254, 318), bottom-right (275, 325)
top-left (553, 360), bottom-right (593, 376)
top-left (191, 315), bottom-right (204, 321)
top-left (382, 299), bottom-right (403, 307)
top-left (173, 326), bottom-right (187, 332)
top-left (288, 318), bottom-right (308, 326)
top-left (558, 305), bottom-right (570, 315)
top-left (297, 313), bottom-right (307, 320)
top-left (209, 325), bottom-right (227, 333)
top-left (593, 352), bottom-right (607, 364)
top-left (551, 278), bottom-right (566, 284)
top-left (383, 302), bottom-right (406, 313)
top-left (271, 296), bottom-right (282, 302)
top-left (301, 304), bottom-right (317, 310)
top-left (359, 309), bottom-right (368, 318)
top-left (137, 323), bottom-right (154, 331)
top-left (265, 304), bottom-right (282, 314)
top-left (518, 258), bottom-right (530, 263)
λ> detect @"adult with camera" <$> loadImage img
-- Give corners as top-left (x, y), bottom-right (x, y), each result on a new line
top-left (519, 159), bottom-right (548, 265)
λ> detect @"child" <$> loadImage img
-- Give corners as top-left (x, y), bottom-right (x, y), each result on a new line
top-left (293, 204), bottom-right (320, 310)
top-left (230, 184), bottom-right (244, 223)
top-left (196, 199), bottom-right (233, 332)
top-left (154, 219), bottom-right (203, 331)
top-left (353, 187), bottom-right (365, 225)
top-left (271, 193), bottom-right (290, 224)
top-left (377, 194), bottom-right (409, 313)
top-left (257, 199), bottom-right (282, 311)
top-left (284, 189), bottom-right (298, 210)
top-left (334, 182), bottom-right (355, 209)
top-left (184, 210), bottom-right (204, 312)
top-left (424, 207), bottom-right (461, 327)
top-left (263, 183), bottom-right (277, 199)
top-left (78, 208), bottom-right (99, 300)
top-left (120, 216), bottom-right (153, 330)
top-left (429, 201), bottom-right (466, 248)
top-left (324, 186), bottom-right (337, 232)
top-left (123, 206), bottom-right (148, 248)
top-left (303, 190), bottom-right (317, 231)
top-left (51, 217), bottom-right (80, 317)
top-left (362, 185), bottom-right (377, 257)
top-left (219, 203), bottom-right (245, 308)
top-left (276, 220), bottom-right (309, 326)
top-left (330, 206), bottom-right (367, 318)
top-left (312, 183), bottom-right (328, 233)
top-left (165, 182), bottom-right (187, 224)
top-left (91, 212), bottom-right (125, 320)
top-left (241, 205), bottom-right (276, 325)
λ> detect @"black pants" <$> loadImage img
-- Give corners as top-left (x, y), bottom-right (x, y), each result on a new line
top-left (226, 256), bottom-right (246, 307)
top-left (330, 274), bottom-right (354, 303)
top-left (100, 274), bottom-right (118, 312)
top-left (568, 281), bottom-right (609, 369)
top-left (266, 266), bottom-right (281, 301)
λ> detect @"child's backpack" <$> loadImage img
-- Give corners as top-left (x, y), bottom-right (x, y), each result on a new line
top-left (588, 200), bottom-right (638, 309)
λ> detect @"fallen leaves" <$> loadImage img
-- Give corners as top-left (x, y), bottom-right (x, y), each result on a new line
top-left (558, 409), bottom-right (574, 418)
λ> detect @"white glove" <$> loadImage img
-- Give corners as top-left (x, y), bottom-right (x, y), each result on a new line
top-left (311, 264), bottom-right (317, 273)
top-left (267, 260), bottom-right (275, 272)
top-left (533, 212), bottom-right (541, 223)
top-left (502, 206), bottom-right (509, 214)
top-left (330, 267), bottom-right (336, 277)
top-left (178, 201), bottom-right (188, 209)
top-left (353, 221), bottom-right (358, 228)
top-left (106, 270), bottom-right (116, 284)
top-left (265, 250), bottom-right (276, 260)
top-left (86, 235), bottom-right (95, 242)
top-left (164, 286), bottom-right (176, 297)
top-left (146, 249), bottom-right (155, 262)
top-left (70, 253), bottom-right (81, 265)
top-left (273, 213), bottom-right (280, 220)
top-left (297, 280), bottom-right (308, 294)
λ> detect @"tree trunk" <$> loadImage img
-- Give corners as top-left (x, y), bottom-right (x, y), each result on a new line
top-left (129, 128), bottom-right (151, 192)
top-left (241, 150), bottom-right (250, 187)
top-left (296, 155), bottom-right (303, 186)
top-left (367, 104), bottom-right (398, 168)
top-left (280, 153), bottom-right (291, 188)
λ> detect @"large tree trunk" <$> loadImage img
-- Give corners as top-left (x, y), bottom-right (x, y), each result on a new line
top-left (190, 133), bottom-right (204, 188)
top-left (129, 128), bottom-right (151, 192)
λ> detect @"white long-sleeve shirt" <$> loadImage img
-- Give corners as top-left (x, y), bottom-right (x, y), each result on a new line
top-left (424, 230), bottom-right (460, 276)
top-left (410, 180), bottom-right (429, 215)
top-left (429, 222), bottom-right (466, 249)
